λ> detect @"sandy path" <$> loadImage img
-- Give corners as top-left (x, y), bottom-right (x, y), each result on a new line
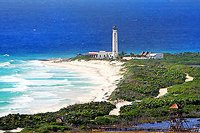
top-left (109, 72), bottom-right (195, 116)
top-left (0, 128), bottom-right (23, 133)
top-left (156, 73), bottom-right (194, 98)
top-left (109, 101), bottom-right (132, 116)
top-left (155, 88), bottom-right (168, 98)
top-left (185, 73), bottom-right (194, 82)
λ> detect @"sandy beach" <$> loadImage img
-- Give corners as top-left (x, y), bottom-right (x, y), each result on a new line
top-left (41, 60), bottom-right (124, 103)
top-left (0, 59), bottom-right (124, 133)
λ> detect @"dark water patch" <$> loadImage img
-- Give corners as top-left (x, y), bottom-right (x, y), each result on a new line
top-left (136, 118), bottom-right (200, 131)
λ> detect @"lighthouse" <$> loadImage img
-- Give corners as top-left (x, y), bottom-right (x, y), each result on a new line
top-left (112, 26), bottom-right (118, 59)
top-left (87, 26), bottom-right (119, 59)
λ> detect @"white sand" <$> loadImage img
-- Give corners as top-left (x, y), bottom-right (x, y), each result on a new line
top-left (156, 73), bottom-right (194, 98)
top-left (109, 100), bottom-right (132, 116)
top-left (185, 73), bottom-right (194, 82)
top-left (0, 128), bottom-right (23, 133)
top-left (155, 88), bottom-right (168, 98)
top-left (41, 60), bottom-right (123, 103)
top-left (9, 128), bottom-right (23, 133)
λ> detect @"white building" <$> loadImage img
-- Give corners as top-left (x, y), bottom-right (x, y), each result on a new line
top-left (87, 26), bottom-right (119, 59)
top-left (87, 51), bottom-right (112, 59)
top-left (146, 53), bottom-right (164, 59)
top-left (122, 52), bottom-right (164, 60)
top-left (122, 56), bottom-right (133, 61)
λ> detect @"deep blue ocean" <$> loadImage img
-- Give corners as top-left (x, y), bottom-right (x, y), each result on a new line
top-left (0, 0), bottom-right (200, 56)
top-left (0, 0), bottom-right (200, 116)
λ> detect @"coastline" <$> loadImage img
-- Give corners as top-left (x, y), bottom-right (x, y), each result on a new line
top-left (1, 53), bottom-right (200, 132)
top-left (41, 59), bottom-right (124, 104)
top-left (0, 59), bottom-right (123, 118)
top-left (0, 59), bottom-right (124, 133)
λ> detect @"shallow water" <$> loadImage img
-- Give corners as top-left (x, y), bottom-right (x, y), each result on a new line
top-left (0, 56), bottom-right (96, 116)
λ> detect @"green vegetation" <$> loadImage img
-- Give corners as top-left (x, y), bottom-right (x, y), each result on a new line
top-left (163, 52), bottom-right (200, 65)
top-left (0, 52), bottom-right (200, 132)
top-left (110, 61), bottom-right (186, 101)
top-left (70, 54), bottom-right (93, 61)
top-left (116, 52), bottom-right (200, 122)
top-left (70, 54), bottom-right (112, 61)
top-left (0, 102), bottom-right (115, 132)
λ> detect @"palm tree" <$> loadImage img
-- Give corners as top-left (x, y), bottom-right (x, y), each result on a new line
top-left (118, 51), bottom-right (127, 59)
top-left (130, 52), bottom-right (135, 57)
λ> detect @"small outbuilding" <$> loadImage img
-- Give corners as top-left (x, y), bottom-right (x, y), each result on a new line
top-left (146, 53), bottom-right (164, 59)
top-left (87, 51), bottom-right (113, 59)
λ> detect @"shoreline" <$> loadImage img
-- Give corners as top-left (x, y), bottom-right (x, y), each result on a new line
top-left (41, 59), bottom-right (124, 104)
top-left (0, 59), bottom-right (124, 132)
top-left (0, 59), bottom-right (123, 118)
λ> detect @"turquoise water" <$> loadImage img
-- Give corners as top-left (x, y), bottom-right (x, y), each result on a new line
top-left (0, 55), bottom-right (95, 116)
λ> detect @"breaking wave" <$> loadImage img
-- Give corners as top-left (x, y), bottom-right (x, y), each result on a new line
top-left (0, 62), bottom-right (11, 67)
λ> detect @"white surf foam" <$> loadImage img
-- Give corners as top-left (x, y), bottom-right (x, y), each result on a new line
top-left (0, 60), bottom-right (99, 116)
top-left (6, 93), bottom-right (67, 115)
top-left (6, 95), bottom-right (35, 114)
top-left (26, 79), bottom-right (71, 86)
top-left (23, 71), bottom-right (54, 79)
top-left (30, 92), bottom-right (57, 99)
top-left (3, 54), bottom-right (10, 57)
top-left (11, 95), bottom-right (34, 104)
top-left (0, 75), bottom-right (30, 92)
top-left (0, 62), bottom-right (11, 67)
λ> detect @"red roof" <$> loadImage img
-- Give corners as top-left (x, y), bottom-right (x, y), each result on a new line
top-left (170, 104), bottom-right (179, 109)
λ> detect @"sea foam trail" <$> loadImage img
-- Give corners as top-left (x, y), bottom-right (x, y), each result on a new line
top-left (0, 76), bottom-right (30, 92)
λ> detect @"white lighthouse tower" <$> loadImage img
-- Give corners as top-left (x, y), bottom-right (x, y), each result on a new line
top-left (112, 26), bottom-right (118, 59)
